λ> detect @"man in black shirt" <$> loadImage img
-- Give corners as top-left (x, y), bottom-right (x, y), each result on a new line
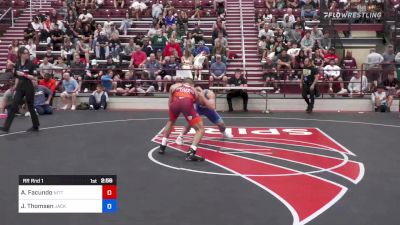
top-left (227, 69), bottom-right (248, 112)
top-left (382, 71), bottom-right (400, 97)
top-left (300, 58), bottom-right (319, 113)
top-left (50, 23), bottom-right (64, 51)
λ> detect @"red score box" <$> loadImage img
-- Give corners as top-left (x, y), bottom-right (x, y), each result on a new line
top-left (102, 185), bottom-right (117, 199)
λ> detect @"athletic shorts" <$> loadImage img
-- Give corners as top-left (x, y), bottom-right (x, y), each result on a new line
top-left (196, 105), bottom-right (223, 124)
top-left (169, 99), bottom-right (202, 126)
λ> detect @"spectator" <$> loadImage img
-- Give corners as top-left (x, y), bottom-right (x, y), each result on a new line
top-left (50, 23), bottom-right (64, 51)
top-left (25, 39), bottom-right (37, 61)
top-left (266, 0), bottom-right (277, 9)
top-left (96, 0), bottom-right (105, 8)
top-left (163, 55), bottom-right (179, 92)
top-left (215, 0), bottom-right (226, 17)
top-left (177, 49), bottom-right (194, 79)
top-left (287, 0), bottom-right (299, 8)
top-left (60, 72), bottom-right (79, 110)
top-left (53, 56), bottom-right (69, 81)
top-left (89, 84), bottom-right (108, 110)
top-left (103, 18), bottom-right (113, 35)
top-left (312, 48), bottom-right (325, 68)
top-left (324, 59), bottom-right (347, 95)
top-left (39, 57), bottom-right (53, 78)
top-left (213, 17), bottom-right (226, 32)
top-left (151, 30), bottom-right (168, 52)
top-left (101, 70), bottom-right (117, 93)
top-left (176, 10), bottom-right (189, 33)
top-left (109, 33), bottom-right (122, 60)
top-left (281, 15), bottom-right (294, 34)
top-left (6, 47), bottom-right (17, 69)
top-left (371, 84), bottom-right (392, 112)
top-left (191, 0), bottom-right (203, 19)
top-left (144, 53), bottom-right (162, 91)
top-left (258, 24), bottom-right (275, 39)
top-left (44, 47), bottom-right (55, 64)
top-left (130, 0), bottom-right (148, 21)
top-left (283, 8), bottom-right (296, 23)
top-left (0, 84), bottom-right (15, 114)
top-left (39, 73), bottom-right (57, 105)
top-left (192, 23), bottom-right (204, 43)
top-left (119, 38), bottom-right (136, 65)
top-left (78, 9), bottom-right (93, 25)
top-left (209, 55), bottom-right (227, 87)
top-left (96, 31), bottom-right (110, 59)
top-left (155, 13), bottom-right (166, 30)
top-left (382, 45), bottom-right (396, 80)
top-left (340, 50), bottom-right (357, 82)
top-left (114, 0), bottom-right (125, 9)
top-left (263, 57), bottom-right (279, 93)
top-left (300, 58), bottom-right (319, 113)
top-left (129, 45), bottom-right (147, 69)
top-left (382, 71), bottom-right (400, 97)
top-left (165, 10), bottom-right (176, 28)
top-left (107, 23), bottom-right (119, 40)
top-left (212, 41), bottom-right (227, 64)
top-left (310, 26), bottom-right (323, 41)
top-left (227, 69), bottom-right (248, 112)
top-left (301, 0), bottom-right (317, 18)
top-left (276, 49), bottom-right (293, 79)
top-left (193, 40), bottom-right (210, 57)
top-left (214, 31), bottom-right (228, 48)
top-left (348, 70), bottom-right (368, 96)
top-left (32, 80), bottom-right (53, 115)
top-left (119, 12), bottom-right (133, 36)
top-left (365, 48), bottom-right (384, 88)
top-left (164, 38), bottom-right (182, 58)
top-left (318, 32), bottom-right (331, 51)
top-left (163, 0), bottom-right (175, 17)
top-left (70, 53), bottom-right (85, 89)
top-left (324, 47), bottom-right (339, 64)
top-left (147, 22), bottom-right (160, 38)
top-left (300, 31), bottom-right (314, 57)
top-left (152, 0), bottom-right (163, 19)
top-left (142, 38), bottom-right (154, 57)
top-left (24, 23), bottom-right (35, 43)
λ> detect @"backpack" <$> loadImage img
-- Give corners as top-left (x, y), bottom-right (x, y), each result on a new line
top-left (76, 102), bottom-right (90, 110)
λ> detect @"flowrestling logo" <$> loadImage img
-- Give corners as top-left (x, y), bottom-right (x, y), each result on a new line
top-left (151, 127), bottom-right (365, 225)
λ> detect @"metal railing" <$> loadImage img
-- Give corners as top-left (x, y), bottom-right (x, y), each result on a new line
top-left (238, 0), bottom-right (246, 72)
top-left (0, 7), bottom-right (14, 28)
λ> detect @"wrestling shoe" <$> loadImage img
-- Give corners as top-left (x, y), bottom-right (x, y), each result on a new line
top-left (223, 131), bottom-right (233, 139)
top-left (175, 136), bottom-right (184, 145)
top-left (158, 145), bottom-right (167, 154)
top-left (185, 149), bottom-right (205, 161)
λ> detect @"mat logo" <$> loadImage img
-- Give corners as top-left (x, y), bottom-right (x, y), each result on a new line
top-left (152, 127), bottom-right (365, 225)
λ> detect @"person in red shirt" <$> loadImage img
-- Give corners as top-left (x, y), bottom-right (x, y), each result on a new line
top-left (39, 73), bottom-right (57, 106)
top-left (324, 47), bottom-right (339, 64)
top-left (158, 78), bottom-right (207, 161)
top-left (129, 45), bottom-right (147, 69)
top-left (163, 38), bottom-right (182, 58)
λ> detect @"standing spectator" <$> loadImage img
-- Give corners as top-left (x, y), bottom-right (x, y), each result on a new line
top-left (382, 45), bottom-right (396, 80)
top-left (324, 59), bottom-right (347, 95)
top-left (209, 55), bottom-right (227, 87)
top-left (33, 80), bottom-right (53, 115)
top-left (164, 38), bottom-right (182, 58)
top-left (300, 58), bottom-right (319, 113)
top-left (60, 72), bottom-right (79, 110)
top-left (119, 12), bottom-right (132, 36)
top-left (152, 0), bottom-right (163, 19)
top-left (119, 38), bottom-right (135, 65)
top-left (227, 69), bottom-right (248, 112)
top-left (371, 84), bottom-right (393, 112)
top-left (129, 45), bottom-right (147, 69)
top-left (348, 70), bottom-right (368, 96)
top-left (89, 84), bottom-right (108, 110)
top-left (96, 31), bottom-right (110, 59)
top-left (39, 57), bottom-right (53, 78)
top-left (340, 50), bottom-right (357, 82)
top-left (365, 48), bottom-right (384, 88)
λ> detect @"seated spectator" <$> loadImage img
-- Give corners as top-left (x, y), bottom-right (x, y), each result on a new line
top-left (283, 8), bottom-right (296, 23)
top-left (39, 73), bottom-right (57, 106)
top-left (193, 51), bottom-right (207, 80)
top-left (119, 38), bottom-right (135, 65)
top-left (365, 48), bottom-right (384, 89)
top-left (89, 84), bottom-right (108, 110)
top-left (107, 23), bottom-right (120, 41)
top-left (60, 72), bottom-right (79, 110)
top-left (152, 30), bottom-right (168, 52)
top-left (163, 55), bottom-right (180, 92)
top-left (312, 48), bottom-right (325, 69)
top-left (281, 15), bottom-right (294, 34)
top-left (215, 0), bottom-right (226, 17)
top-left (165, 10), bottom-right (176, 28)
top-left (24, 23), bottom-right (35, 43)
top-left (25, 39), bottom-right (37, 61)
top-left (53, 56), bottom-right (69, 81)
top-left (78, 9), bottom-right (93, 26)
top-left (340, 50), bottom-right (357, 82)
top-left (301, 0), bottom-right (317, 18)
top-left (276, 49), bottom-right (293, 79)
top-left (287, 0), bottom-right (299, 8)
top-left (50, 23), bottom-right (64, 51)
top-left (266, 0), bottom-right (277, 9)
top-left (191, 0), bottom-right (203, 19)
top-left (96, 0), bottom-right (105, 8)
top-left (214, 31), bottom-right (228, 48)
top-left (144, 53), bottom-right (162, 91)
top-left (33, 80), bottom-right (53, 115)
top-left (109, 33), bottom-right (122, 60)
top-left (147, 22), bottom-right (160, 38)
top-left (382, 45), bottom-right (396, 80)
top-left (130, 0), bottom-right (148, 21)
top-left (324, 59), bottom-right (347, 95)
top-left (177, 10), bottom-right (189, 33)
top-left (192, 23), bottom-right (204, 44)
top-left (152, 0), bottom-right (163, 19)
top-left (318, 32), bottom-right (331, 51)
top-left (209, 55), bottom-right (227, 87)
top-left (163, 0), bottom-right (175, 17)
top-left (164, 38), bottom-right (182, 58)
top-left (194, 40), bottom-right (210, 57)
top-left (114, 0), bottom-right (125, 9)
top-left (101, 70), bottom-right (118, 93)
top-left (129, 45), bottom-right (147, 70)
top-left (324, 47), bottom-right (339, 64)
top-left (382, 71), bottom-right (400, 97)
top-left (103, 18), bottom-right (112, 35)
top-left (96, 31), bottom-right (110, 59)
top-left (348, 70), bottom-right (368, 96)
top-left (300, 31), bottom-right (314, 57)
top-left (142, 38), bottom-right (154, 57)
top-left (39, 57), bottom-right (53, 78)
top-left (276, 0), bottom-right (286, 9)
top-left (6, 46), bottom-right (17, 69)
top-left (212, 40), bottom-right (227, 64)
top-left (258, 24), bottom-right (275, 39)
top-left (116, 71), bottom-right (135, 96)
top-left (310, 26), bottom-right (323, 42)
top-left (135, 71), bottom-right (157, 95)
top-left (167, 24), bottom-right (184, 42)
top-left (119, 12), bottom-right (133, 36)
top-left (227, 69), bottom-right (248, 112)
top-left (176, 49), bottom-right (194, 79)
top-left (44, 46), bottom-right (55, 64)
top-left (213, 17), bottom-right (226, 32)
top-left (70, 53), bottom-right (85, 89)
top-left (263, 57), bottom-right (279, 93)
top-left (371, 84), bottom-right (393, 112)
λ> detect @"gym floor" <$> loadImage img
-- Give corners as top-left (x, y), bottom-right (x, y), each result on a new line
top-left (0, 111), bottom-right (399, 225)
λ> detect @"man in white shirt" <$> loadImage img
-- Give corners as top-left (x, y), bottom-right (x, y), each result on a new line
top-left (324, 59), bottom-right (347, 94)
top-left (283, 8), bottom-right (296, 23)
top-left (39, 57), bottom-right (53, 78)
top-left (348, 70), bottom-right (368, 96)
top-left (371, 84), bottom-right (393, 112)
top-left (365, 48), bottom-right (384, 88)
top-left (258, 24), bottom-right (274, 39)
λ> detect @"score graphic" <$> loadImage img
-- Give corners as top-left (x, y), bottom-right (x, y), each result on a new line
top-left (18, 175), bottom-right (117, 213)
